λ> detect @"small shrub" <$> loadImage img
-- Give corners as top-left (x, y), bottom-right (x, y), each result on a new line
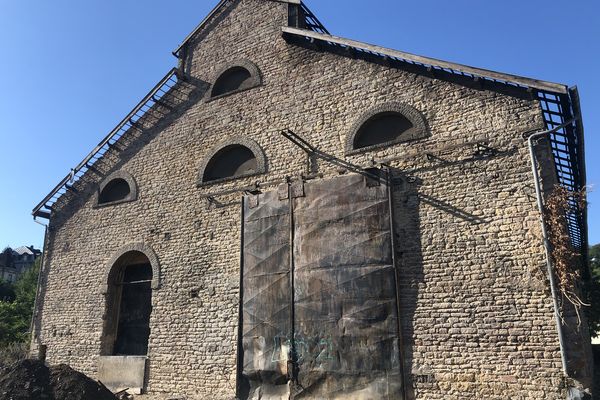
top-left (0, 342), bottom-right (29, 368)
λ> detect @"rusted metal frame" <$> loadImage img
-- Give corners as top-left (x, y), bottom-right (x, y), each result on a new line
top-left (568, 86), bottom-right (589, 274)
top-left (299, 3), bottom-right (329, 34)
top-left (199, 179), bottom-right (285, 199)
top-left (384, 165), bottom-right (408, 400)
top-left (281, 27), bottom-right (568, 94)
top-left (32, 68), bottom-right (180, 218)
top-left (235, 199), bottom-right (245, 397)
top-left (537, 89), bottom-right (586, 251)
top-left (281, 130), bottom-right (382, 183)
top-left (287, 179), bottom-right (298, 384)
top-left (374, 138), bottom-right (490, 166)
top-left (199, 174), bottom-right (324, 201)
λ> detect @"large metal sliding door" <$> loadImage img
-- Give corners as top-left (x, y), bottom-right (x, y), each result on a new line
top-left (240, 174), bottom-right (403, 399)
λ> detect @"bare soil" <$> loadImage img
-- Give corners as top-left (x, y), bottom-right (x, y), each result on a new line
top-left (0, 359), bottom-right (117, 400)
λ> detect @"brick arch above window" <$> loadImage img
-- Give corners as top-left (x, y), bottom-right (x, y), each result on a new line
top-left (101, 242), bottom-right (161, 293)
top-left (207, 59), bottom-right (262, 101)
top-left (198, 136), bottom-right (267, 186)
top-left (346, 102), bottom-right (429, 155)
top-left (95, 170), bottom-right (138, 207)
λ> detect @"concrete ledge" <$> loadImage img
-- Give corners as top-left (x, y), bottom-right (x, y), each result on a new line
top-left (98, 356), bottom-right (147, 394)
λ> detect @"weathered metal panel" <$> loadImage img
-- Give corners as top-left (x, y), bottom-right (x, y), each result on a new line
top-left (292, 174), bottom-right (402, 399)
top-left (239, 174), bottom-right (403, 399)
top-left (241, 191), bottom-right (292, 399)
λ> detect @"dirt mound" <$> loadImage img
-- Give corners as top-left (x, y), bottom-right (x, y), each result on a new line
top-left (0, 359), bottom-right (53, 399)
top-left (0, 359), bottom-right (117, 400)
top-left (50, 364), bottom-right (117, 400)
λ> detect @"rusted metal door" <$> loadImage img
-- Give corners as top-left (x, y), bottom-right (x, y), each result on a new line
top-left (240, 173), bottom-right (404, 399)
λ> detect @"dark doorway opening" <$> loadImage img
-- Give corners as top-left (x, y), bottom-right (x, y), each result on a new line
top-left (102, 252), bottom-right (153, 356)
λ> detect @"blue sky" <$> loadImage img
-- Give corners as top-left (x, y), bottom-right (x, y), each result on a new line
top-left (0, 0), bottom-right (598, 250)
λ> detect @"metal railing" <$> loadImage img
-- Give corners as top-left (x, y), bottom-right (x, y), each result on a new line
top-left (32, 68), bottom-right (183, 219)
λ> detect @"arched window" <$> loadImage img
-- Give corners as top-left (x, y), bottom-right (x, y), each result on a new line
top-left (96, 171), bottom-right (137, 207)
top-left (212, 67), bottom-right (252, 97)
top-left (346, 103), bottom-right (428, 154)
top-left (208, 60), bottom-right (262, 100)
top-left (99, 178), bottom-right (130, 204)
top-left (198, 137), bottom-right (267, 185)
top-left (102, 250), bottom-right (154, 356)
top-left (354, 112), bottom-right (414, 149)
top-left (203, 145), bottom-right (257, 182)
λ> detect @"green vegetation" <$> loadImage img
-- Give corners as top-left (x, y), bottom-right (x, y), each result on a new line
top-left (589, 244), bottom-right (600, 337)
top-left (0, 258), bottom-right (40, 348)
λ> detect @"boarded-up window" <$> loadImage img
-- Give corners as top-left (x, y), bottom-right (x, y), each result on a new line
top-left (239, 173), bottom-right (404, 399)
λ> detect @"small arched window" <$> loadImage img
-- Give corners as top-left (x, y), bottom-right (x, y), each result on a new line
top-left (198, 137), bottom-right (267, 186)
top-left (208, 60), bottom-right (262, 100)
top-left (212, 67), bottom-right (252, 97)
top-left (354, 112), bottom-right (414, 149)
top-left (96, 171), bottom-right (138, 207)
top-left (346, 103), bottom-right (428, 154)
top-left (203, 145), bottom-right (257, 182)
top-left (99, 179), bottom-right (130, 204)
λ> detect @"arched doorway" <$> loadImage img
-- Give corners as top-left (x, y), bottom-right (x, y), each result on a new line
top-left (102, 250), bottom-right (153, 356)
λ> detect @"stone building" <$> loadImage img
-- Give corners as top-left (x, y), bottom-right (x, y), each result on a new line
top-left (31, 1), bottom-right (592, 399)
top-left (0, 246), bottom-right (41, 283)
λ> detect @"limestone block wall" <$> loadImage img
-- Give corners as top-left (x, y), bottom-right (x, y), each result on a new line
top-left (33, 0), bottom-right (573, 398)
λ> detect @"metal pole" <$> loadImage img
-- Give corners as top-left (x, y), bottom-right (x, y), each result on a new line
top-left (287, 178), bottom-right (297, 384)
top-left (526, 118), bottom-right (576, 376)
top-left (29, 218), bottom-right (48, 359)
top-left (385, 166), bottom-right (408, 400)
top-left (236, 198), bottom-right (245, 397)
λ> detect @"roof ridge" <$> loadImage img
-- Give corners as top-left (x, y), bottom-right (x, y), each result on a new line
top-left (173, 0), bottom-right (301, 56)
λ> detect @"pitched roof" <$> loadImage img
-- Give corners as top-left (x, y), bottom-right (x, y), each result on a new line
top-left (14, 246), bottom-right (33, 256)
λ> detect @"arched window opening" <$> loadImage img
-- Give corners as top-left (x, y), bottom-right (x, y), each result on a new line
top-left (102, 251), bottom-right (153, 356)
top-left (98, 178), bottom-right (131, 205)
top-left (346, 103), bottom-right (428, 154)
top-left (212, 67), bottom-right (253, 97)
top-left (353, 112), bottom-right (414, 150)
top-left (203, 145), bottom-right (258, 183)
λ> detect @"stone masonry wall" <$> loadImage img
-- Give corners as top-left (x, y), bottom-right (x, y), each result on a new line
top-left (34, 0), bottom-right (571, 398)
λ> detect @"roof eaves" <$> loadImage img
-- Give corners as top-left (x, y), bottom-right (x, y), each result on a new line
top-left (281, 26), bottom-right (568, 95)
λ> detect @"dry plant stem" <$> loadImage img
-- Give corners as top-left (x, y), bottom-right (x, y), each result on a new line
top-left (544, 185), bottom-right (588, 327)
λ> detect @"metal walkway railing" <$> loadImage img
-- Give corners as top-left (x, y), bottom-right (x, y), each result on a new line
top-left (32, 68), bottom-right (184, 219)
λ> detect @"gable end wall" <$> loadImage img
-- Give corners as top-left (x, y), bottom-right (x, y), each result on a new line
top-left (34, 1), bottom-right (571, 398)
